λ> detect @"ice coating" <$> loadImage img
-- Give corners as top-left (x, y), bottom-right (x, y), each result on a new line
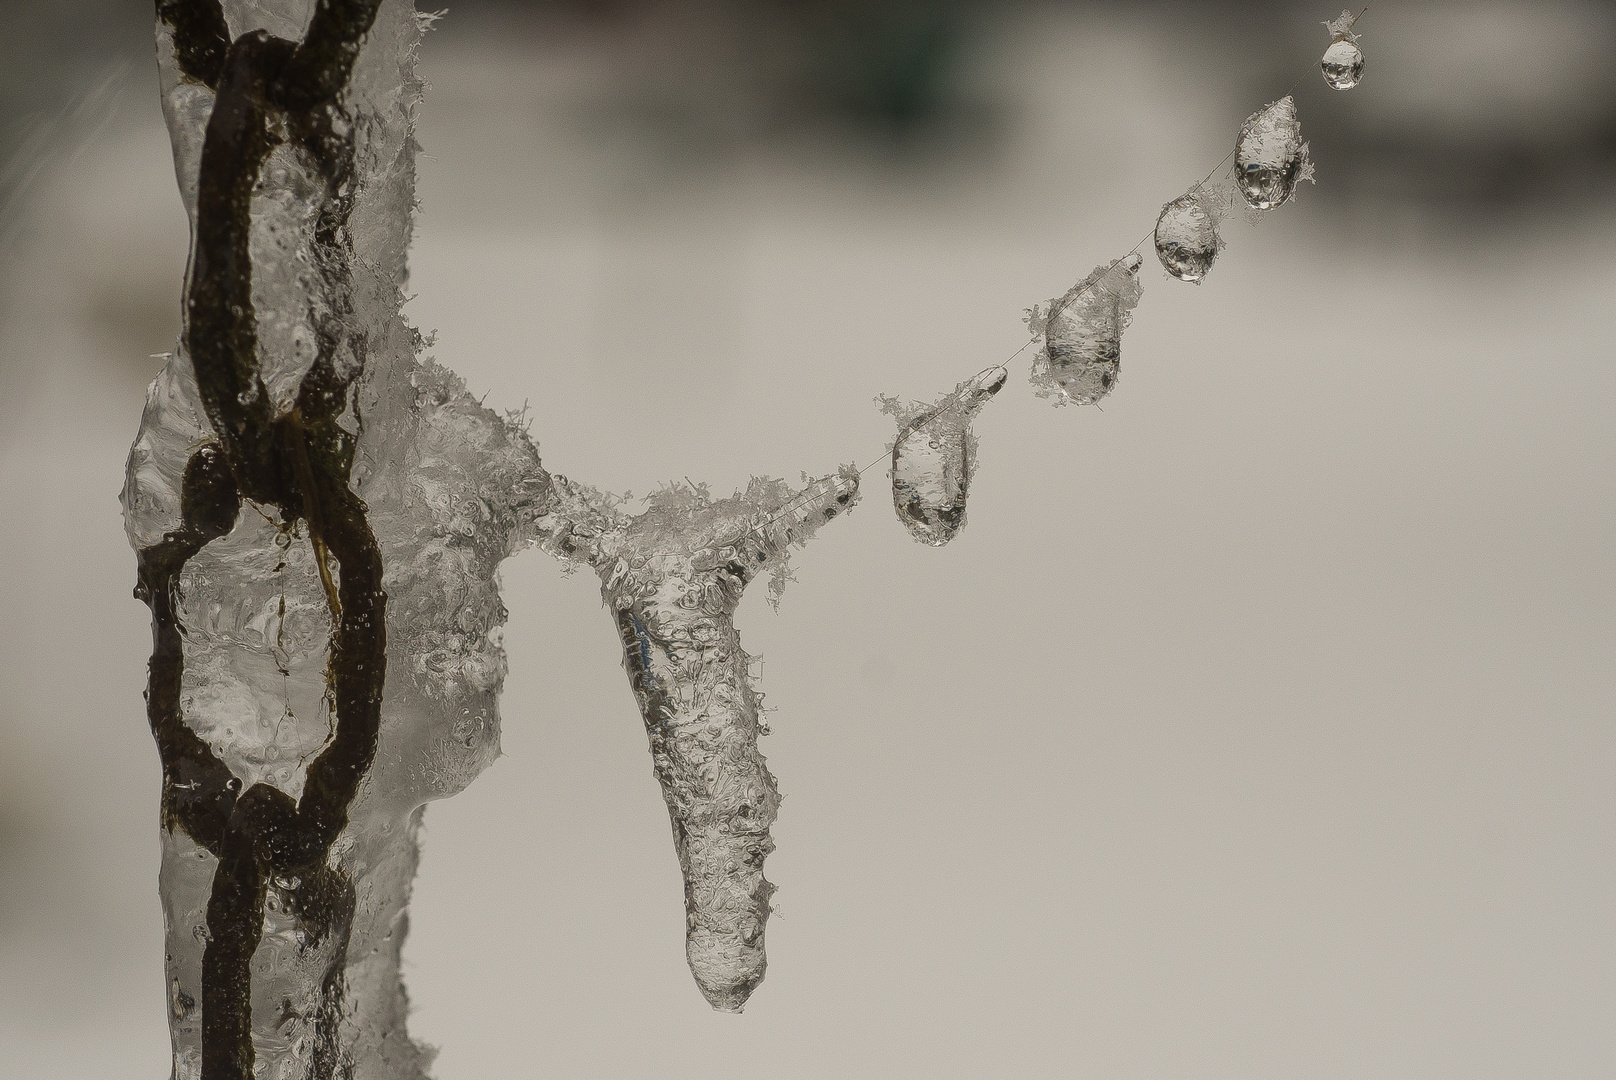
top-left (1234, 95), bottom-right (1314, 211)
top-left (1028, 253), bottom-right (1144, 406)
top-left (1153, 178), bottom-right (1234, 283)
top-left (533, 469), bottom-right (861, 1010)
top-left (1320, 12), bottom-right (1365, 91)
top-left (126, 3), bottom-right (553, 1077)
top-left (879, 367), bottom-right (1006, 546)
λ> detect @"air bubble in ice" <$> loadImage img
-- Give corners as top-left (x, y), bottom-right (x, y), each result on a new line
top-left (1154, 185), bottom-right (1227, 283)
top-left (879, 367), bottom-right (1006, 547)
top-left (1234, 96), bottom-right (1313, 211)
top-left (1028, 254), bottom-right (1144, 407)
top-left (1320, 11), bottom-right (1365, 90)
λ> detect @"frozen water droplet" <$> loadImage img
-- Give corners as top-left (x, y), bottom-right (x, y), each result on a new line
top-left (1320, 39), bottom-right (1364, 90)
top-left (881, 367), bottom-right (1006, 547)
top-left (1234, 96), bottom-right (1312, 211)
top-left (1029, 254), bottom-right (1144, 407)
top-left (1320, 10), bottom-right (1365, 90)
top-left (1154, 186), bottom-right (1227, 283)
top-left (1320, 9), bottom-right (1365, 90)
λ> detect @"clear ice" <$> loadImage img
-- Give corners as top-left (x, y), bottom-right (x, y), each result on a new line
top-left (1234, 95), bottom-right (1314, 211)
top-left (533, 469), bottom-right (861, 1010)
top-left (879, 368), bottom-right (1006, 546)
top-left (1320, 10), bottom-right (1365, 91)
top-left (128, 3), bottom-right (867, 1066)
top-left (1153, 179), bottom-right (1234, 283)
top-left (123, 0), bottom-right (1363, 1069)
top-left (1027, 254), bottom-right (1144, 407)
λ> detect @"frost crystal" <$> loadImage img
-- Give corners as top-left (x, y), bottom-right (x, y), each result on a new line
top-left (533, 469), bottom-right (861, 1010)
top-left (1029, 254), bottom-right (1144, 407)
top-left (879, 368), bottom-right (1005, 546)
top-left (1324, 9), bottom-right (1361, 41)
top-left (1234, 95), bottom-right (1314, 211)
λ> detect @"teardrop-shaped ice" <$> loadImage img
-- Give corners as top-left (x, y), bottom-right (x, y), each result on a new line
top-left (880, 367), bottom-right (1006, 547)
top-left (1154, 185), bottom-right (1225, 282)
top-left (1320, 39), bottom-right (1364, 90)
top-left (1028, 253), bottom-right (1144, 407)
top-left (1320, 10), bottom-right (1365, 90)
top-left (1234, 96), bottom-right (1312, 211)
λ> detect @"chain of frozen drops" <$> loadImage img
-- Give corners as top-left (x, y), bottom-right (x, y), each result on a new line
top-left (750, 9), bottom-right (1367, 552)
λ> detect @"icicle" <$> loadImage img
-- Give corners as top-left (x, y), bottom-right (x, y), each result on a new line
top-left (1234, 96), bottom-right (1314, 211)
top-left (1154, 178), bottom-right (1234, 283)
top-left (1320, 10), bottom-right (1366, 90)
top-left (879, 367), bottom-right (1006, 547)
top-left (535, 469), bottom-right (860, 1011)
top-left (1028, 254), bottom-right (1144, 407)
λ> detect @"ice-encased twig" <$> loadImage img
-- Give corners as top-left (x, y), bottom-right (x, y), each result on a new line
top-left (533, 469), bottom-right (861, 1010)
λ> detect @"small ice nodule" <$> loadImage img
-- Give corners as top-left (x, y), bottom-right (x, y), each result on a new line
top-left (1320, 10), bottom-right (1366, 90)
top-left (1154, 183), bottom-right (1228, 282)
top-left (1028, 253), bottom-right (1144, 407)
top-left (1234, 95), bottom-right (1314, 211)
top-left (880, 367), bottom-right (1006, 546)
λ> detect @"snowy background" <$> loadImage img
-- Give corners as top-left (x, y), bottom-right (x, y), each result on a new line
top-left (2, 1), bottom-right (1614, 1076)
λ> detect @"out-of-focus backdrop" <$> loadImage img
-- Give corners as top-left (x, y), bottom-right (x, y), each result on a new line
top-left (2, 1), bottom-right (1613, 1077)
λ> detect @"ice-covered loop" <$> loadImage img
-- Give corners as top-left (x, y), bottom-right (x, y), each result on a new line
top-left (1234, 95), bottom-right (1313, 211)
top-left (1154, 179), bottom-right (1233, 283)
top-left (1320, 12), bottom-right (1366, 90)
top-left (880, 366), bottom-right (1006, 546)
top-left (1029, 254), bottom-right (1144, 407)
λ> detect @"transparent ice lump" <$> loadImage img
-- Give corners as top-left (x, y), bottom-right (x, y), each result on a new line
top-left (1320, 10), bottom-right (1365, 91)
top-left (1027, 254), bottom-right (1145, 407)
top-left (879, 368), bottom-right (1006, 546)
top-left (1234, 95), bottom-right (1314, 212)
top-left (1154, 178), bottom-right (1236, 283)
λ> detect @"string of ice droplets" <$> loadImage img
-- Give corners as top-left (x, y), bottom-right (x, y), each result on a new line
top-left (650, 7), bottom-right (1368, 557)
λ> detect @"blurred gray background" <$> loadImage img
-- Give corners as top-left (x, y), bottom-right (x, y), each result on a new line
top-left (2, 1), bottom-right (1613, 1077)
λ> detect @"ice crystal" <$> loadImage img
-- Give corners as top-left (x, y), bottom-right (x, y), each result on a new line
top-left (1029, 254), bottom-right (1144, 407)
top-left (879, 368), bottom-right (1006, 546)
